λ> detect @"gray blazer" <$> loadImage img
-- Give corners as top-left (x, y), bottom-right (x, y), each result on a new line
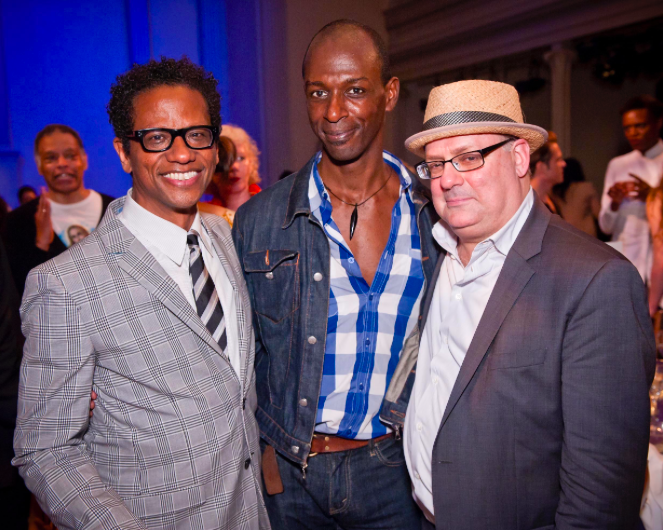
top-left (14, 197), bottom-right (270, 530)
top-left (424, 199), bottom-right (655, 530)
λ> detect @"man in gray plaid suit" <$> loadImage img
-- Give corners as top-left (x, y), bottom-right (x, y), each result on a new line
top-left (13, 57), bottom-right (270, 530)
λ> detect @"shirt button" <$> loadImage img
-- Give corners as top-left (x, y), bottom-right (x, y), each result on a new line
top-left (416, 422), bottom-right (423, 432)
top-left (415, 471), bottom-right (421, 480)
top-left (348, 257), bottom-right (355, 264)
top-left (265, 272), bottom-right (274, 279)
top-left (244, 458), bottom-right (251, 469)
top-left (454, 293), bottom-right (461, 300)
top-left (432, 376), bottom-right (438, 384)
top-left (308, 336), bottom-right (317, 345)
top-left (291, 445), bottom-right (300, 454)
top-left (299, 398), bottom-right (308, 407)
top-left (314, 272), bottom-right (323, 282)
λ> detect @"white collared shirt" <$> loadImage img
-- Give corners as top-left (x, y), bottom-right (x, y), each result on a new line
top-left (118, 189), bottom-right (240, 375)
top-left (599, 139), bottom-right (663, 281)
top-left (404, 189), bottom-right (534, 523)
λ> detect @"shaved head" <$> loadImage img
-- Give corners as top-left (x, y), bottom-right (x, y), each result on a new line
top-left (302, 19), bottom-right (391, 85)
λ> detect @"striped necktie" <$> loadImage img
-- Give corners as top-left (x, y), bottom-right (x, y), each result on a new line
top-left (187, 233), bottom-right (228, 352)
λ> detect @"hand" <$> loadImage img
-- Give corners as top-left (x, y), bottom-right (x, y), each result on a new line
top-left (607, 182), bottom-right (629, 211)
top-left (628, 173), bottom-right (651, 202)
top-left (34, 188), bottom-right (54, 251)
top-left (89, 390), bottom-right (97, 418)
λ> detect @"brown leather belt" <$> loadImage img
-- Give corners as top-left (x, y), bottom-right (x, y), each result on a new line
top-left (309, 432), bottom-right (393, 455)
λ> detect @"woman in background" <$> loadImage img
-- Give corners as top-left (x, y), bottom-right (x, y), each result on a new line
top-left (217, 124), bottom-right (261, 211)
top-left (199, 136), bottom-right (237, 226)
top-left (552, 157), bottom-right (601, 238)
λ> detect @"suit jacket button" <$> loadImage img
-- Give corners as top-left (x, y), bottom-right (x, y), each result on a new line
top-left (291, 445), bottom-right (300, 454)
top-left (265, 272), bottom-right (274, 279)
top-left (299, 398), bottom-right (308, 407)
top-left (313, 272), bottom-right (323, 281)
top-left (308, 336), bottom-right (317, 345)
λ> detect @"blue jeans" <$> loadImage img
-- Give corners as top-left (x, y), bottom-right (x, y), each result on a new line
top-left (261, 435), bottom-right (422, 530)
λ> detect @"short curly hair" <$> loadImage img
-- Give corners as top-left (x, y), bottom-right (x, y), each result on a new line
top-left (107, 56), bottom-right (221, 153)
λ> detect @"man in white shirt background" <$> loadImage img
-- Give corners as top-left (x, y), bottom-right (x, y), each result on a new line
top-left (3, 124), bottom-right (114, 294)
top-left (403, 79), bottom-right (654, 529)
top-left (599, 95), bottom-right (663, 281)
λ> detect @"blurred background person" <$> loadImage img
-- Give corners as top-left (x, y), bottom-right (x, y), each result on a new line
top-left (3, 124), bottom-right (114, 294)
top-left (552, 157), bottom-right (602, 238)
top-left (529, 130), bottom-right (566, 213)
top-left (599, 95), bottom-right (663, 282)
top-left (0, 239), bottom-right (30, 530)
top-left (199, 135), bottom-right (237, 226)
top-left (216, 124), bottom-right (261, 211)
top-left (0, 195), bottom-right (10, 234)
top-left (17, 186), bottom-right (37, 206)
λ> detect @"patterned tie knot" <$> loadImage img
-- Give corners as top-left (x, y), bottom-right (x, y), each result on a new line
top-left (187, 233), bottom-right (200, 248)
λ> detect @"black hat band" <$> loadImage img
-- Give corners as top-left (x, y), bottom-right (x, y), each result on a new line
top-left (423, 111), bottom-right (516, 131)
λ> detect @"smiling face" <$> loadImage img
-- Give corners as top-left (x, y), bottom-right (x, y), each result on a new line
top-left (113, 84), bottom-right (218, 229)
top-left (303, 29), bottom-right (398, 164)
top-left (427, 134), bottom-right (531, 244)
top-left (37, 131), bottom-right (88, 198)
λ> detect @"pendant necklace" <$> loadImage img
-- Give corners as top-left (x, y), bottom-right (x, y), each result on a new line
top-left (324, 169), bottom-right (393, 240)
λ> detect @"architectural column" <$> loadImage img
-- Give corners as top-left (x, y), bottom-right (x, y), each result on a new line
top-left (544, 44), bottom-right (575, 156)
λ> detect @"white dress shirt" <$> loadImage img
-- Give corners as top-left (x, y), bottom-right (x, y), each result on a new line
top-left (404, 189), bottom-right (534, 523)
top-left (599, 139), bottom-right (663, 281)
top-left (118, 189), bottom-right (240, 375)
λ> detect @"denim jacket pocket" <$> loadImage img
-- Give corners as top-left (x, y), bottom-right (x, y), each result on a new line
top-left (243, 249), bottom-right (301, 322)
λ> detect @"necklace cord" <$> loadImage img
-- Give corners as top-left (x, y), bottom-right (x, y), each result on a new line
top-left (323, 168), bottom-right (394, 240)
top-left (324, 169), bottom-right (393, 207)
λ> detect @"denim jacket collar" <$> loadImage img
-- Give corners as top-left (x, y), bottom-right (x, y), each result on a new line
top-left (283, 154), bottom-right (431, 230)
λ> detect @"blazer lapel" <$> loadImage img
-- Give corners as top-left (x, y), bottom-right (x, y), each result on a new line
top-left (437, 198), bottom-right (551, 431)
top-left (202, 215), bottom-right (253, 387)
top-left (102, 214), bottom-right (227, 360)
top-left (206, 225), bottom-right (250, 384)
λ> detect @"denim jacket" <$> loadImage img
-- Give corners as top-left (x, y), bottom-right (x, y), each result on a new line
top-left (232, 156), bottom-right (440, 467)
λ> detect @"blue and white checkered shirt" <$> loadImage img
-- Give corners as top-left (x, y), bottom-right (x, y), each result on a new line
top-left (310, 151), bottom-right (425, 440)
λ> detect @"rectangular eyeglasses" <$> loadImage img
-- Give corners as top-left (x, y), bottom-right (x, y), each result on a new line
top-left (126, 125), bottom-right (219, 152)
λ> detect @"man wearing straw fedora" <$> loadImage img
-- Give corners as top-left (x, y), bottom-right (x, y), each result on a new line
top-left (403, 79), bottom-right (655, 529)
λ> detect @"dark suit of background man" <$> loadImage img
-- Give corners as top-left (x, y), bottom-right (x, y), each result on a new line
top-left (14, 57), bottom-right (269, 530)
top-left (233, 20), bottom-right (439, 529)
top-left (3, 124), bottom-right (113, 294)
top-left (403, 79), bottom-right (655, 530)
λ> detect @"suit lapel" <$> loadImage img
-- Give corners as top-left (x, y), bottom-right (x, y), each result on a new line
top-left (204, 218), bottom-right (251, 385)
top-left (116, 235), bottom-right (227, 359)
top-left (436, 198), bottom-right (551, 431)
top-left (96, 200), bottom-right (227, 360)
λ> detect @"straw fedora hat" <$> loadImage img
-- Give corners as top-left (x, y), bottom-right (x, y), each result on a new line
top-left (405, 80), bottom-right (548, 157)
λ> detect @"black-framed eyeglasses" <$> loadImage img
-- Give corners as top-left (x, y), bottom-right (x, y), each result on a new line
top-left (126, 125), bottom-right (219, 153)
top-left (415, 138), bottom-right (515, 180)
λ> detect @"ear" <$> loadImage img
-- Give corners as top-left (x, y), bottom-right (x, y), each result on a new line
top-left (384, 76), bottom-right (400, 112)
top-left (512, 139), bottom-right (531, 179)
top-left (113, 138), bottom-right (133, 174)
top-left (81, 150), bottom-right (89, 172)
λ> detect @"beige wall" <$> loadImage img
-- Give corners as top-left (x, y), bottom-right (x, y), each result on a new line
top-left (280, 0), bottom-right (391, 176)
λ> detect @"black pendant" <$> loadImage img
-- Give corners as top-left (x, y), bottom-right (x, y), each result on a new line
top-left (349, 205), bottom-right (358, 240)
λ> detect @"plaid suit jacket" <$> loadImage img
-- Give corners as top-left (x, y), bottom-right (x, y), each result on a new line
top-left (13, 197), bottom-right (270, 530)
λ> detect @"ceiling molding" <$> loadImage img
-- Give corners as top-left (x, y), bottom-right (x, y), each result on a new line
top-left (385, 0), bottom-right (663, 82)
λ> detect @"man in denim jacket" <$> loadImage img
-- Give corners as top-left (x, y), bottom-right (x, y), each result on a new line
top-left (233, 20), bottom-right (439, 529)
